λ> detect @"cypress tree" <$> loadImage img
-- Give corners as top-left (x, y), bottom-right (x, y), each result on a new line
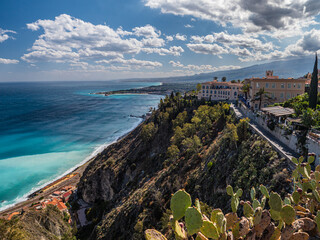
top-left (309, 53), bottom-right (318, 109)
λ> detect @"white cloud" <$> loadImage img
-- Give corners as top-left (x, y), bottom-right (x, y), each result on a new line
top-left (238, 29), bottom-right (320, 62)
top-left (22, 14), bottom-right (184, 71)
top-left (144, 0), bottom-right (320, 37)
top-left (184, 24), bottom-right (193, 28)
top-left (0, 28), bottom-right (15, 43)
top-left (175, 33), bottom-right (187, 41)
top-left (166, 35), bottom-right (174, 41)
top-left (0, 58), bottom-right (19, 64)
top-left (96, 58), bottom-right (162, 69)
top-left (169, 60), bottom-right (240, 72)
top-left (132, 24), bottom-right (161, 38)
top-left (142, 46), bottom-right (184, 56)
top-left (186, 43), bottom-right (229, 55)
top-left (191, 32), bottom-right (274, 52)
top-left (0, 28), bottom-right (16, 43)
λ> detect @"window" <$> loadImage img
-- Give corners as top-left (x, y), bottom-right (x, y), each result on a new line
top-left (210, 90), bottom-right (213, 94)
top-left (281, 83), bottom-right (285, 88)
top-left (203, 90), bottom-right (205, 93)
top-left (280, 92), bottom-right (284, 98)
top-left (288, 83), bottom-right (291, 88)
top-left (255, 104), bottom-right (258, 109)
top-left (287, 93), bottom-right (291, 99)
top-left (271, 93), bottom-right (275, 99)
top-left (202, 86), bottom-right (205, 89)
top-left (272, 83), bottom-right (276, 88)
top-left (293, 83), bottom-right (296, 88)
top-left (298, 83), bottom-right (301, 89)
top-left (206, 90), bottom-right (208, 93)
top-left (214, 90), bottom-right (217, 94)
top-left (206, 86), bottom-right (209, 89)
top-left (265, 83), bottom-right (269, 88)
top-left (256, 83), bottom-right (260, 88)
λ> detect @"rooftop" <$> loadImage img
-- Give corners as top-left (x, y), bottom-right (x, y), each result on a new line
top-left (261, 106), bottom-right (295, 117)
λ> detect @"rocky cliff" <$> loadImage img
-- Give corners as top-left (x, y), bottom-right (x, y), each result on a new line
top-left (75, 96), bottom-right (291, 240)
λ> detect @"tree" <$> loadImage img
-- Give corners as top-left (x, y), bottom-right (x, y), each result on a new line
top-left (214, 76), bottom-right (218, 80)
top-left (302, 108), bottom-right (316, 129)
top-left (309, 53), bottom-right (318, 109)
top-left (222, 76), bottom-right (227, 82)
top-left (241, 83), bottom-right (250, 99)
top-left (196, 83), bottom-right (202, 92)
top-left (236, 118), bottom-right (250, 142)
top-left (255, 88), bottom-right (269, 109)
top-left (166, 145), bottom-right (180, 161)
top-left (141, 122), bottom-right (158, 142)
top-left (231, 80), bottom-right (237, 83)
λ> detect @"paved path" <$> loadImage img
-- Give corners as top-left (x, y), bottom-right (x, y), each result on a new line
top-left (231, 104), bottom-right (299, 165)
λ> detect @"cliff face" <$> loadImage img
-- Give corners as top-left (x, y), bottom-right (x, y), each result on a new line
top-left (0, 205), bottom-right (74, 240)
top-left (76, 97), bottom-right (291, 240)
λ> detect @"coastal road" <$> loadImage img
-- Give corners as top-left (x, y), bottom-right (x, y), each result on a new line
top-left (231, 103), bottom-right (299, 164)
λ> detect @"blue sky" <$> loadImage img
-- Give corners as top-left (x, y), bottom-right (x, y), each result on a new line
top-left (1, 0), bottom-right (320, 81)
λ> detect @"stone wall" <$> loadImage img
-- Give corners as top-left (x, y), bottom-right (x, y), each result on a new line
top-left (237, 102), bottom-right (320, 165)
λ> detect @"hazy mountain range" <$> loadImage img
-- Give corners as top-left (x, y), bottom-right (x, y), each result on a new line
top-left (126, 56), bottom-right (316, 83)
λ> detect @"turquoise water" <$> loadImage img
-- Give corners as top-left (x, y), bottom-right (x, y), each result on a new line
top-left (0, 81), bottom-right (162, 210)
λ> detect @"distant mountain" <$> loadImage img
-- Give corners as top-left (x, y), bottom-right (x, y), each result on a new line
top-left (125, 56), bottom-right (315, 83)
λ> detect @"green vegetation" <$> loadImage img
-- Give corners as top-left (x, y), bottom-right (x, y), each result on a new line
top-left (74, 92), bottom-right (291, 239)
top-left (145, 155), bottom-right (320, 240)
top-left (309, 54), bottom-right (319, 109)
top-left (275, 93), bottom-right (320, 130)
top-left (0, 205), bottom-right (74, 240)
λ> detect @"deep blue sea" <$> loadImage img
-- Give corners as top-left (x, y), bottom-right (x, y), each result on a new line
top-left (0, 81), bottom-right (162, 210)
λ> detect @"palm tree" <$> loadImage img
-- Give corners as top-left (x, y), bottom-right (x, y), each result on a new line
top-left (255, 88), bottom-right (270, 109)
top-left (222, 76), bottom-right (227, 82)
top-left (241, 83), bottom-right (250, 99)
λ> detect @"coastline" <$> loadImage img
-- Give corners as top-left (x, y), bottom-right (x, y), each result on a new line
top-left (0, 117), bottom-right (146, 217)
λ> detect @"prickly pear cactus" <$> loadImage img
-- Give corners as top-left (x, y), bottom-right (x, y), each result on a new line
top-left (170, 190), bottom-right (192, 220)
top-left (280, 205), bottom-right (295, 225)
top-left (200, 220), bottom-right (219, 239)
top-left (185, 207), bottom-right (203, 235)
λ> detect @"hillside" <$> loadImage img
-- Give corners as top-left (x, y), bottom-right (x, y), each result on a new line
top-left (0, 95), bottom-right (293, 240)
top-left (0, 205), bottom-right (74, 240)
top-left (75, 95), bottom-right (291, 239)
top-left (123, 57), bottom-right (314, 83)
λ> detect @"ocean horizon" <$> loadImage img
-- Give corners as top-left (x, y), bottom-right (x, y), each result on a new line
top-left (0, 80), bottom-right (163, 211)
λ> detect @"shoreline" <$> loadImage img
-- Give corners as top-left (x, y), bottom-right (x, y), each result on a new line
top-left (0, 117), bottom-right (146, 217)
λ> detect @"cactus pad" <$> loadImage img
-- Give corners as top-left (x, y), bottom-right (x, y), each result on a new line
top-left (226, 185), bottom-right (234, 196)
top-left (269, 192), bottom-right (282, 212)
top-left (185, 207), bottom-right (203, 235)
top-left (259, 185), bottom-right (270, 198)
top-left (200, 220), bottom-right (219, 239)
top-left (280, 205), bottom-right (295, 225)
top-left (170, 190), bottom-right (192, 220)
top-left (243, 202), bottom-right (254, 218)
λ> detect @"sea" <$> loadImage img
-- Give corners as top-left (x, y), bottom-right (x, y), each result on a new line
top-left (0, 80), bottom-right (163, 211)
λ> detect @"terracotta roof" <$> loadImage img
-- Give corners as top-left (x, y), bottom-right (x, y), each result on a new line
top-left (57, 202), bottom-right (67, 211)
top-left (63, 191), bottom-right (72, 199)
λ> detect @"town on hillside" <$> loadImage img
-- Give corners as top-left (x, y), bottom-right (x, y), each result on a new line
top-left (197, 69), bottom-right (320, 165)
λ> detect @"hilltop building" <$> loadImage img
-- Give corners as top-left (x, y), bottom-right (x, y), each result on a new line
top-left (197, 79), bottom-right (243, 101)
top-left (244, 71), bottom-right (307, 110)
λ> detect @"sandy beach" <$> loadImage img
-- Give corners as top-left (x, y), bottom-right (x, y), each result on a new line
top-left (0, 158), bottom-right (93, 218)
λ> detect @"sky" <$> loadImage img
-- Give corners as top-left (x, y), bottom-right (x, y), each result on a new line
top-left (1, 0), bottom-right (320, 81)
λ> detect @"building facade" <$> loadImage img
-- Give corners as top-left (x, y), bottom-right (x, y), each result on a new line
top-left (197, 79), bottom-right (243, 101)
top-left (245, 71), bottom-right (307, 110)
